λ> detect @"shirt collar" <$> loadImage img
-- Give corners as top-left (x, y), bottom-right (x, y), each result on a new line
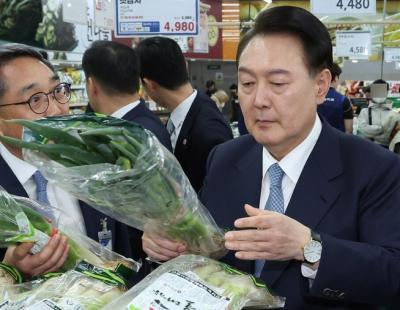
top-left (169, 90), bottom-right (197, 129)
top-left (111, 100), bottom-right (141, 118)
top-left (262, 115), bottom-right (322, 184)
top-left (0, 142), bottom-right (37, 185)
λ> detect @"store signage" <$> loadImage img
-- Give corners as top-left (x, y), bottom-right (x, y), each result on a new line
top-left (311, 0), bottom-right (376, 15)
top-left (384, 48), bottom-right (400, 63)
top-left (207, 64), bottom-right (221, 70)
top-left (94, 0), bottom-right (115, 30)
top-left (335, 31), bottom-right (371, 59)
top-left (115, 0), bottom-right (199, 37)
top-left (62, 0), bottom-right (87, 25)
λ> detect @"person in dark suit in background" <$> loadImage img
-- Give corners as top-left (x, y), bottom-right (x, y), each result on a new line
top-left (82, 40), bottom-right (172, 151)
top-left (0, 44), bottom-right (142, 280)
top-left (136, 36), bottom-right (233, 193)
top-left (140, 6), bottom-right (400, 309)
top-left (82, 40), bottom-right (173, 273)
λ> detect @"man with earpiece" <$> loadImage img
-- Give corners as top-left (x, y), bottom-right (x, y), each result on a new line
top-left (357, 79), bottom-right (397, 148)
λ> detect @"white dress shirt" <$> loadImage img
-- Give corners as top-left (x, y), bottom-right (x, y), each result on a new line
top-left (259, 115), bottom-right (322, 279)
top-left (168, 90), bottom-right (197, 150)
top-left (111, 100), bottom-right (141, 118)
top-left (0, 143), bottom-right (86, 235)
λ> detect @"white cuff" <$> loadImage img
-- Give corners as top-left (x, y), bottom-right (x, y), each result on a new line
top-left (301, 263), bottom-right (318, 280)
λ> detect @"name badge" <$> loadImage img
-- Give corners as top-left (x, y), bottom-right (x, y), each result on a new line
top-left (98, 218), bottom-right (112, 250)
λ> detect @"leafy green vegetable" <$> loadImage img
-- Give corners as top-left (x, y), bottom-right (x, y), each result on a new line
top-left (0, 114), bottom-right (226, 258)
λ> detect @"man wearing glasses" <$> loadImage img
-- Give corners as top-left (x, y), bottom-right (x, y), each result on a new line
top-left (0, 44), bottom-right (96, 278)
top-left (0, 44), bottom-right (74, 277)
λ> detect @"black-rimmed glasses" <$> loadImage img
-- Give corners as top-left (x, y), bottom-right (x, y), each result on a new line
top-left (0, 83), bottom-right (71, 114)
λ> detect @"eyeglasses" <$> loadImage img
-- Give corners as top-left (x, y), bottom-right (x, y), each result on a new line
top-left (0, 83), bottom-right (71, 114)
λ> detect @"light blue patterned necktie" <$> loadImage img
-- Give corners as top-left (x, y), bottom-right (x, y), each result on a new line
top-left (255, 163), bottom-right (285, 277)
top-left (32, 170), bottom-right (55, 223)
top-left (166, 118), bottom-right (175, 135)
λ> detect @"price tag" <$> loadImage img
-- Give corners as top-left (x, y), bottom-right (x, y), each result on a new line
top-left (94, 0), bottom-right (115, 30)
top-left (335, 31), bottom-right (371, 59)
top-left (311, 0), bottom-right (376, 15)
top-left (62, 0), bottom-right (87, 25)
top-left (384, 48), bottom-right (400, 63)
top-left (116, 0), bottom-right (199, 37)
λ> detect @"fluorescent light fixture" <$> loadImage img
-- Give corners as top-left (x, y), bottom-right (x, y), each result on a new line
top-left (263, 0), bottom-right (272, 3)
top-left (351, 60), bottom-right (359, 63)
top-left (222, 3), bottom-right (239, 6)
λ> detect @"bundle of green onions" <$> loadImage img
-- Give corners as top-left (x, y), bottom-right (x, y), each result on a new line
top-left (0, 189), bottom-right (139, 281)
top-left (0, 114), bottom-right (226, 258)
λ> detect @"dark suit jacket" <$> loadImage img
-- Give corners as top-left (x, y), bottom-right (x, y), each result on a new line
top-left (200, 118), bottom-right (400, 309)
top-left (174, 92), bottom-right (233, 192)
top-left (122, 100), bottom-right (172, 151)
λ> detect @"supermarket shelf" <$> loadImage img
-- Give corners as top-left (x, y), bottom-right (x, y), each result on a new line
top-left (71, 85), bottom-right (86, 90)
top-left (69, 102), bottom-right (88, 108)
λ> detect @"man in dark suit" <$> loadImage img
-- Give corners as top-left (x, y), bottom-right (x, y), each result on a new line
top-left (141, 6), bottom-right (400, 308)
top-left (136, 37), bottom-right (232, 193)
top-left (0, 44), bottom-right (140, 279)
top-left (82, 41), bottom-right (173, 272)
top-left (82, 40), bottom-right (171, 151)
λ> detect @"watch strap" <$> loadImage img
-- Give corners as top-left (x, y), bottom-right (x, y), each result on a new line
top-left (311, 230), bottom-right (322, 243)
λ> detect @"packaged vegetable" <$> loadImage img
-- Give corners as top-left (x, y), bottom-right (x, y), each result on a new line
top-left (0, 270), bottom-right (125, 309)
top-left (0, 115), bottom-right (227, 258)
top-left (0, 188), bottom-right (140, 279)
top-left (103, 255), bottom-right (285, 310)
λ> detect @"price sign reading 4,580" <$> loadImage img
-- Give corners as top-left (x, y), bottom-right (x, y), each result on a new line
top-left (336, 0), bottom-right (370, 11)
top-left (349, 46), bottom-right (366, 54)
top-left (164, 21), bottom-right (195, 33)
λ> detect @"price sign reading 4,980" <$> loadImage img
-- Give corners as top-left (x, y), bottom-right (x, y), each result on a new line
top-left (311, 0), bottom-right (376, 15)
top-left (164, 20), bottom-right (195, 33)
top-left (335, 31), bottom-right (371, 59)
top-left (116, 0), bottom-right (199, 37)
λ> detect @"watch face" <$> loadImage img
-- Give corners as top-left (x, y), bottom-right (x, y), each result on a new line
top-left (304, 240), bottom-right (322, 263)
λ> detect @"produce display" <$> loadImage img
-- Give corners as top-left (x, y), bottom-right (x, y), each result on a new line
top-left (0, 270), bottom-right (125, 309)
top-left (0, 189), bottom-right (140, 308)
top-left (104, 255), bottom-right (285, 310)
top-left (0, 114), bottom-right (227, 259)
top-left (0, 188), bottom-right (139, 275)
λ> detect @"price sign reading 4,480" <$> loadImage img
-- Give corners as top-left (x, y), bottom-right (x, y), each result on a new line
top-left (311, 0), bottom-right (376, 15)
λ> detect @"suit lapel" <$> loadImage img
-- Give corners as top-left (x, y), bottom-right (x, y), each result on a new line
top-left (235, 140), bottom-right (264, 208)
top-left (229, 139), bottom-right (263, 273)
top-left (174, 95), bottom-right (200, 155)
top-left (0, 155), bottom-right (28, 197)
top-left (261, 121), bottom-right (343, 286)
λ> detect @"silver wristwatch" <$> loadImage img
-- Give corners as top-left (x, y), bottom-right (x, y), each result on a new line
top-left (303, 230), bottom-right (322, 264)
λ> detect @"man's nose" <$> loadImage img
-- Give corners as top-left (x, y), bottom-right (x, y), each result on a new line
top-left (45, 95), bottom-right (65, 116)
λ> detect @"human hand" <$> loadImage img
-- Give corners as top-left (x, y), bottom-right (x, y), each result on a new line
top-left (142, 231), bottom-right (187, 262)
top-left (3, 233), bottom-right (69, 278)
top-left (224, 204), bottom-right (310, 262)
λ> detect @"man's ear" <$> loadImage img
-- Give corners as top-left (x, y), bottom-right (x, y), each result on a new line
top-left (315, 68), bottom-right (331, 105)
top-left (86, 77), bottom-right (99, 98)
top-left (142, 78), bottom-right (158, 92)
